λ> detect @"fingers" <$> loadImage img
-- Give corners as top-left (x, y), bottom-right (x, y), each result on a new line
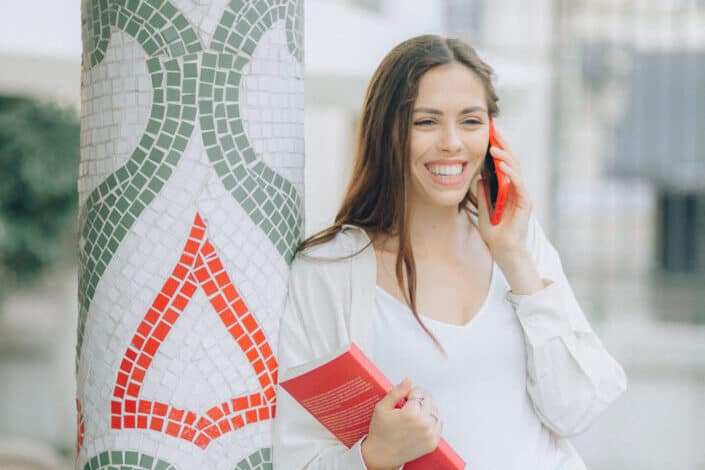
top-left (497, 161), bottom-right (532, 211)
top-left (381, 378), bottom-right (412, 409)
top-left (489, 145), bottom-right (520, 175)
top-left (492, 126), bottom-right (513, 155)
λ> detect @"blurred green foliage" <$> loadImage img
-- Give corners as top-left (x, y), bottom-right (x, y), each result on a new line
top-left (0, 95), bottom-right (79, 289)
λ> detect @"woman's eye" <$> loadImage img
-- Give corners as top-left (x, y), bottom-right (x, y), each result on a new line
top-left (462, 119), bottom-right (482, 125)
top-left (414, 120), bottom-right (435, 126)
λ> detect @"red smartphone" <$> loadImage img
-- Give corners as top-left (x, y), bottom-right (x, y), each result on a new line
top-left (480, 119), bottom-right (510, 225)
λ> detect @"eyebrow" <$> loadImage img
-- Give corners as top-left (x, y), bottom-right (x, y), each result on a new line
top-left (413, 106), bottom-right (487, 115)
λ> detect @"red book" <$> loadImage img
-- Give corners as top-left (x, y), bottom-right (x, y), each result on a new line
top-left (280, 343), bottom-right (466, 469)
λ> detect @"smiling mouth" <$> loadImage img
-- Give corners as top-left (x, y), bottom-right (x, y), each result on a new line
top-left (424, 162), bottom-right (467, 177)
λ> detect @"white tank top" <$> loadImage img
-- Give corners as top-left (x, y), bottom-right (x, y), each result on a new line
top-left (372, 263), bottom-right (565, 470)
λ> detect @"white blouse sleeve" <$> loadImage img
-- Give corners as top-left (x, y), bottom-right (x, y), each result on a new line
top-left (273, 257), bottom-right (369, 469)
top-left (505, 215), bottom-right (627, 437)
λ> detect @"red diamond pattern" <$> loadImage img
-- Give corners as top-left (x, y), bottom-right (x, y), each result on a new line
top-left (110, 213), bottom-right (278, 448)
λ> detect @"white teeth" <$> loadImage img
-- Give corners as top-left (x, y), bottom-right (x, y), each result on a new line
top-left (427, 164), bottom-right (463, 176)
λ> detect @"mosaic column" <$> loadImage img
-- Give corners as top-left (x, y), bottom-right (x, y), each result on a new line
top-left (76, 1), bottom-right (303, 468)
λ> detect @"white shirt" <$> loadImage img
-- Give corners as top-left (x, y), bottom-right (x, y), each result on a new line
top-left (273, 216), bottom-right (627, 469)
top-left (373, 262), bottom-right (564, 469)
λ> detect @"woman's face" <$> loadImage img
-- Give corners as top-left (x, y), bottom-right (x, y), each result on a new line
top-left (408, 62), bottom-right (490, 210)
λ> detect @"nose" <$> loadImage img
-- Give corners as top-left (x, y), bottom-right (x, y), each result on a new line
top-left (438, 124), bottom-right (462, 154)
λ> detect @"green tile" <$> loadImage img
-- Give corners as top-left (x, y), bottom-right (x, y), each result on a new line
top-left (146, 119), bottom-right (161, 135)
top-left (139, 134), bottom-right (155, 149)
top-left (125, 451), bottom-right (138, 465)
top-left (163, 118), bottom-right (178, 135)
top-left (214, 161), bottom-right (228, 177)
top-left (151, 104), bottom-right (164, 119)
top-left (183, 78), bottom-right (196, 94)
top-left (218, 54), bottom-right (233, 68)
top-left (166, 87), bottom-right (179, 101)
top-left (177, 122), bottom-right (194, 138)
top-left (202, 130), bottom-right (216, 146)
top-left (223, 175), bottom-right (236, 190)
top-left (173, 136), bottom-right (188, 151)
top-left (156, 134), bottom-right (172, 149)
top-left (156, 164), bottom-right (172, 180)
top-left (183, 62), bottom-right (197, 78)
top-left (148, 177), bottom-right (164, 194)
top-left (150, 13), bottom-right (166, 29)
top-left (110, 451), bottom-right (123, 464)
top-left (250, 452), bottom-right (262, 465)
top-left (206, 146), bottom-right (221, 161)
top-left (221, 10), bottom-right (236, 27)
top-left (236, 18), bottom-right (251, 36)
top-left (141, 160), bottom-right (156, 176)
top-left (153, 89), bottom-right (164, 103)
top-left (161, 3), bottom-right (177, 19)
top-left (182, 28), bottom-right (197, 45)
top-left (144, 38), bottom-right (159, 55)
top-left (139, 454), bottom-right (154, 468)
top-left (243, 38), bottom-right (256, 55)
top-left (198, 82), bottom-right (213, 97)
top-left (162, 26), bottom-right (178, 42)
top-left (137, 3), bottom-right (154, 19)
top-left (166, 104), bottom-right (180, 118)
top-left (166, 150), bottom-right (180, 165)
top-left (182, 106), bottom-right (196, 121)
top-left (167, 71), bottom-right (180, 86)
top-left (169, 41), bottom-right (185, 56)
top-left (151, 72), bottom-right (163, 87)
top-left (173, 15), bottom-right (188, 30)
top-left (99, 451), bottom-right (110, 465)
top-left (201, 68), bottom-right (215, 83)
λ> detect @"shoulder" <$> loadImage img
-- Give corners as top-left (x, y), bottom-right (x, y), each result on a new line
top-left (289, 224), bottom-right (372, 284)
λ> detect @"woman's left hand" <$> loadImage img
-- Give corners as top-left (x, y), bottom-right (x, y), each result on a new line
top-left (475, 127), bottom-right (532, 266)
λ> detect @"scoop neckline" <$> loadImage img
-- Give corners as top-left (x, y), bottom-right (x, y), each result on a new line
top-left (375, 261), bottom-right (497, 330)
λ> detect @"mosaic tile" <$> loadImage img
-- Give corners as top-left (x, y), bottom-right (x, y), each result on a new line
top-left (78, 0), bottom-right (303, 466)
top-left (76, 399), bottom-right (86, 456)
top-left (110, 214), bottom-right (277, 449)
top-left (82, 450), bottom-right (176, 470)
top-left (233, 447), bottom-right (272, 470)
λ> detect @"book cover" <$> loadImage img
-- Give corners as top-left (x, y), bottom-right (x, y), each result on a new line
top-left (280, 343), bottom-right (466, 469)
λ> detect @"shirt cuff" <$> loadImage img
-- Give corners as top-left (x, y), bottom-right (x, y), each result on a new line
top-left (505, 278), bottom-right (591, 347)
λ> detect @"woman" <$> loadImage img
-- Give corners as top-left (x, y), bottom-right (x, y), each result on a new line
top-left (273, 35), bottom-right (627, 469)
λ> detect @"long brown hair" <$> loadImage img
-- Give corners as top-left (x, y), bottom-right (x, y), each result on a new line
top-left (299, 35), bottom-right (500, 347)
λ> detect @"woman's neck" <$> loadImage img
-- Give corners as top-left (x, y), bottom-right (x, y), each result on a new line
top-left (374, 200), bottom-right (475, 259)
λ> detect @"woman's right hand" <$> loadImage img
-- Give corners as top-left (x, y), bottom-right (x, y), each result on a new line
top-left (361, 378), bottom-right (442, 470)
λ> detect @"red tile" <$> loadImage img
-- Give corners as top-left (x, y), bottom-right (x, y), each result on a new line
top-left (181, 426), bottom-right (195, 441)
top-left (234, 300), bottom-right (248, 315)
top-left (150, 417), bottom-right (164, 431)
top-left (232, 397), bottom-right (248, 410)
top-left (169, 408), bottom-right (184, 421)
top-left (245, 409), bottom-right (258, 423)
top-left (153, 294), bottom-right (169, 312)
top-left (138, 400), bottom-right (152, 414)
top-left (211, 295), bottom-right (226, 313)
top-left (166, 421), bottom-right (181, 437)
top-left (153, 321), bottom-right (170, 341)
top-left (231, 415), bottom-right (244, 429)
top-left (153, 402), bottom-right (168, 416)
top-left (163, 278), bottom-right (179, 296)
top-left (164, 307), bottom-right (180, 323)
top-left (207, 407), bottom-right (224, 421)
